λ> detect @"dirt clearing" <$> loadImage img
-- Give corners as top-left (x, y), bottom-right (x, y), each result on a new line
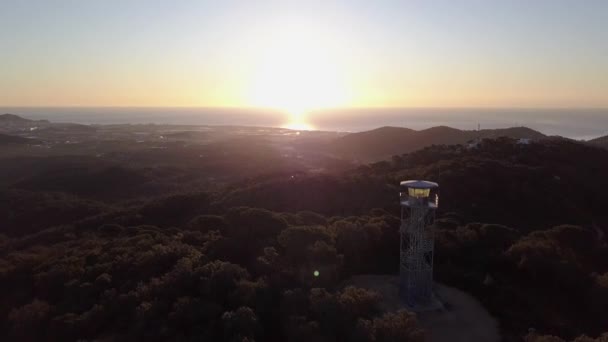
top-left (345, 275), bottom-right (500, 342)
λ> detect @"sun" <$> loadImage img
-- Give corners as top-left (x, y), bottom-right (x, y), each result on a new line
top-left (247, 24), bottom-right (349, 130)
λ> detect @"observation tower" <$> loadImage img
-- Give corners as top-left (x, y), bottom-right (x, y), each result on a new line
top-left (399, 180), bottom-right (440, 310)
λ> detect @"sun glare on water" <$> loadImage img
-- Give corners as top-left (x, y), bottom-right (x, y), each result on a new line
top-left (284, 120), bottom-right (315, 131)
top-left (248, 23), bottom-right (349, 131)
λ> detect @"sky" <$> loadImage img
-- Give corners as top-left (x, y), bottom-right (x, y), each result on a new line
top-left (1, 0), bottom-right (607, 112)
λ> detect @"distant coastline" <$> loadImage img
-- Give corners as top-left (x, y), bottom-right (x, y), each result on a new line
top-left (1, 107), bottom-right (607, 140)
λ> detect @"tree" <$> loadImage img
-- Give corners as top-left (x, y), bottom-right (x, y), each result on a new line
top-left (372, 310), bottom-right (425, 342)
top-left (8, 299), bottom-right (52, 341)
top-left (278, 226), bottom-right (333, 262)
top-left (222, 306), bottom-right (259, 341)
top-left (198, 261), bottom-right (250, 301)
top-left (225, 207), bottom-right (287, 239)
top-left (187, 215), bottom-right (228, 233)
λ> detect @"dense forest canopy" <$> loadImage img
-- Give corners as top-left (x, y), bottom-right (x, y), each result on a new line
top-left (1, 116), bottom-right (607, 341)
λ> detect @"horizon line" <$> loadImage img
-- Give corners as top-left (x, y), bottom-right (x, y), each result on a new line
top-left (1, 105), bottom-right (607, 111)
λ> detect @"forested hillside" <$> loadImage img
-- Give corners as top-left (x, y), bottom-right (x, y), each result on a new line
top-left (1, 125), bottom-right (607, 341)
top-left (330, 126), bottom-right (546, 161)
top-left (589, 134), bottom-right (608, 149)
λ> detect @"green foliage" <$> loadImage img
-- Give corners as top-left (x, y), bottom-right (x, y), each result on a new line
top-left (370, 310), bottom-right (425, 342)
top-left (0, 210), bottom-right (417, 341)
top-left (278, 226), bottom-right (333, 262)
top-left (225, 207), bottom-right (288, 239)
top-left (435, 222), bottom-right (608, 340)
top-left (222, 306), bottom-right (259, 341)
top-left (525, 332), bottom-right (608, 342)
top-left (2, 137), bottom-right (608, 341)
top-left (187, 215), bottom-right (228, 233)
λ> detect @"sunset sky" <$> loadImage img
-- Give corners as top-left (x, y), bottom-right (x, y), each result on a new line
top-left (1, 0), bottom-right (607, 112)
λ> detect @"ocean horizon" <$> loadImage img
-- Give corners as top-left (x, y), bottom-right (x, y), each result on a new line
top-left (2, 107), bottom-right (607, 140)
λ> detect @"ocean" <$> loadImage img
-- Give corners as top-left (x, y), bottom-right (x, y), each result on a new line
top-left (1, 107), bottom-right (607, 140)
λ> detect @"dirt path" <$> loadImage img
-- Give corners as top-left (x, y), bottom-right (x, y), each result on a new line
top-left (345, 275), bottom-right (500, 342)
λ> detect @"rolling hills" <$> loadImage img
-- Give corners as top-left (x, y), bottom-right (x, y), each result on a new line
top-left (1, 116), bottom-right (607, 341)
top-left (589, 134), bottom-right (608, 149)
top-left (331, 126), bottom-right (546, 161)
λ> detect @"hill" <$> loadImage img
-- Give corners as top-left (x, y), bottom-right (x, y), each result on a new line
top-left (331, 126), bottom-right (546, 161)
top-left (1, 137), bottom-right (607, 341)
top-left (0, 113), bottom-right (94, 134)
top-left (0, 114), bottom-right (51, 134)
top-left (0, 114), bottom-right (31, 123)
top-left (220, 137), bottom-right (608, 231)
top-left (0, 123), bottom-right (607, 342)
top-left (589, 134), bottom-right (608, 149)
top-left (0, 113), bottom-right (49, 125)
